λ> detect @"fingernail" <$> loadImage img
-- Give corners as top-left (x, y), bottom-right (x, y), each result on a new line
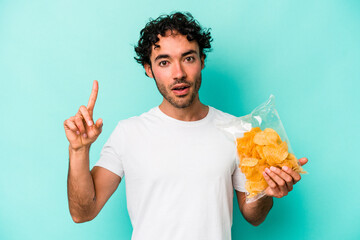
top-left (88, 121), bottom-right (93, 126)
top-left (270, 166), bottom-right (276, 171)
top-left (282, 166), bottom-right (289, 171)
top-left (83, 133), bottom-right (87, 138)
top-left (76, 131), bottom-right (80, 135)
top-left (265, 168), bottom-right (270, 173)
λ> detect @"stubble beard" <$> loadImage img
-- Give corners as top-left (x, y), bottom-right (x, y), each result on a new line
top-left (154, 73), bottom-right (202, 109)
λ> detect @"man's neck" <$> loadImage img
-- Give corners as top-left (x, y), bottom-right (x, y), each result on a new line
top-left (159, 99), bottom-right (209, 121)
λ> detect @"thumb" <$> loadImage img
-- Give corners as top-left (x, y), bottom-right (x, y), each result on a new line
top-left (298, 157), bottom-right (308, 166)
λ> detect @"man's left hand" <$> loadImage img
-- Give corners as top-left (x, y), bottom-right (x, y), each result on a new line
top-left (262, 157), bottom-right (308, 198)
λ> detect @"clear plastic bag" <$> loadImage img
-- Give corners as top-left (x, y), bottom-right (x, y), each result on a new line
top-left (217, 94), bottom-right (305, 203)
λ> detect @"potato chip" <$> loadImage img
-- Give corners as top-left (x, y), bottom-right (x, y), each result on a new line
top-left (240, 165), bottom-right (259, 179)
top-left (255, 145), bottom-right (265, 159)
top-left (240, 157), bottom-right (258, 167)
top-left (251, 146), bottom-right (261, 159)
top-left (287, 152), bottom-right (296, 161)
top-left (258, 163), bottom-right (269, 175)
top-left (245, 178), bottom-right (268, 194)
top-left (262, 141), bottom-right (288, 165)
top-left (283, 153), bottom-right (307, 174)
top-left (247, 170), bottom-right (265, 182)
top-left (253, 128), bottom-right (281, 146)
top-left (237, 128), bottom-right (260, 157)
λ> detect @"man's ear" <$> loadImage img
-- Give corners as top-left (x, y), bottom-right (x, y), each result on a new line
top-left (144, 63), bottom-right (154, 78)
top-left (201, 55), bottom-right (205, 70)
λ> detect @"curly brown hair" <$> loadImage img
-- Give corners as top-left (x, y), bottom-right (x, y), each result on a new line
top-left (134, 11), bottom-right (213, 74)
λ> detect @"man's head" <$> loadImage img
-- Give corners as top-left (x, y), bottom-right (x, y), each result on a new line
top-left (134, 12), bottom-right (213, 109)
top-left (134, 12), bottom-right (213, 71)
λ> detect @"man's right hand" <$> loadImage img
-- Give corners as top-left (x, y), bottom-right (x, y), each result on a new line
top-left (64, 80), bottom-right (103, 150)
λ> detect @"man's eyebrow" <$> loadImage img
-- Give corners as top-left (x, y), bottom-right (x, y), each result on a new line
top-left (154, 50), bottom-right (198, 62)
top-left (154, 54), bottom-right (170, 62)
top-left (181, 49), bottom-right (198, 57)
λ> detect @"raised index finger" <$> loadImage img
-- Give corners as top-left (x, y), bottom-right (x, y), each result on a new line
top-left (87, 80), bottom-right (98, 113)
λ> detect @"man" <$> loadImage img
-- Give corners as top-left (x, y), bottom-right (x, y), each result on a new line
top-left (64, 12), bottom-right (307, 240)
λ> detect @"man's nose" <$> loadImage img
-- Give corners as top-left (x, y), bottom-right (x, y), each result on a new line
top-left (172, 62), bottom-right (187, 80)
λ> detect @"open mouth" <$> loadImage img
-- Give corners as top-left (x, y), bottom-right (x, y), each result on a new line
top-left (173, 86), bottom-right (189, 91)
top-left (172, 84), bottom-right (190, 95)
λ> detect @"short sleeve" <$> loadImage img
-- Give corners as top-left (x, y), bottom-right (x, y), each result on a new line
top-left (94, 122), bottom-right (125, 178)
top-left (232, 164), bottom-right (247, 193)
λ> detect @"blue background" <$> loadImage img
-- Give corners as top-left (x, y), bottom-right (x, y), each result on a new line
top-left (0, 0), bottom-right (359, 239)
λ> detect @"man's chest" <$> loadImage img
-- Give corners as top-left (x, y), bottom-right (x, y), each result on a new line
top-left (121, 125), bottom-right (236, 183)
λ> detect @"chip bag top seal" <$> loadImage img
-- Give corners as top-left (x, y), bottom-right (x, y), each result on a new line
top-left (217, 95), bottom-right (306, 203)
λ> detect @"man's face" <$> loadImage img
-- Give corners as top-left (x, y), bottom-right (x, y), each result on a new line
top-left (144, 30), bottom-right (205, 109)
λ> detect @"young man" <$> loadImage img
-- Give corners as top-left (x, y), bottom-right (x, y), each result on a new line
top-left (64, 12), bottom-right (307, 240)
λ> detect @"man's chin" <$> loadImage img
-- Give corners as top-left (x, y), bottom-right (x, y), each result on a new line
top-left (171, 100), bottom-right (192, 109)
top-left (171, 96), bottom-right (197, 109)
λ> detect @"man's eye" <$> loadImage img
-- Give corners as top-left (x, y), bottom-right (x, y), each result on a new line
top-left (185, 56), bottom-right (195, 62)
top-left (159, 61), bottom-right (168, 66)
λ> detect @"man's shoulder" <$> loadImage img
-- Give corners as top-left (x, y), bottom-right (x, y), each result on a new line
top-left (209, 106), bottom-right (237, 120)
top-left (115, 107), bottom-right (159, 128)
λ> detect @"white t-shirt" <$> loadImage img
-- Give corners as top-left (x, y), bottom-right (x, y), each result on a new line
top-left (94, 106), bottom-right (246, 240)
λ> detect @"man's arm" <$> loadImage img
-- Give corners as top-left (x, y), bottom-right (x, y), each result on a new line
top-left (64, 80), bottom-right (121, 223)
top-left (67, 146), bottom-right (121, 223)
top-left (235, 191), bottom-right (273, 226)
top-left (236, 157), bottom-right (308, 226)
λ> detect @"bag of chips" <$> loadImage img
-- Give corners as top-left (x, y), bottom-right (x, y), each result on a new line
top-left (217, 94), bottom-right (306, 203)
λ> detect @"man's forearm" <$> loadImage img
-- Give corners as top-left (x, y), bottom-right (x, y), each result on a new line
top-left (240, 195), bottom-right (273, 226)
top-left (67, 146), bottom-right (96, 223)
